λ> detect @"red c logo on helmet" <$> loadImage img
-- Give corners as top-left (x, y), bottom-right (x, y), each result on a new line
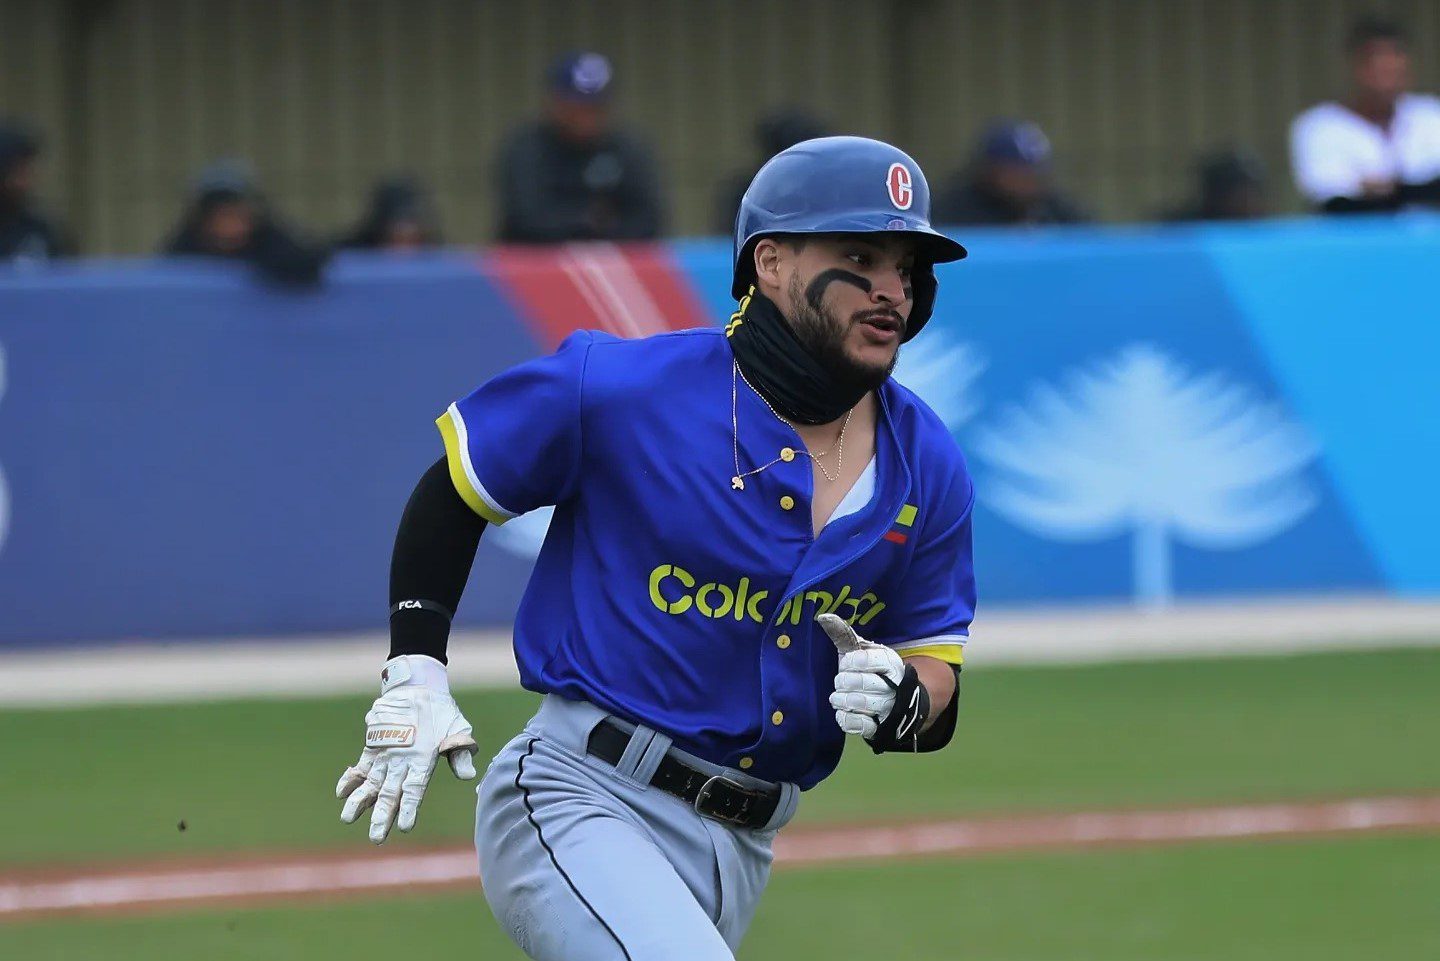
top-left (887, 163), bottom-right (913, 211)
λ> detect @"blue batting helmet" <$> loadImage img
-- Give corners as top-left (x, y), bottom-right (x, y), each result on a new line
top-left (732, 136), bottom-right (966, 339)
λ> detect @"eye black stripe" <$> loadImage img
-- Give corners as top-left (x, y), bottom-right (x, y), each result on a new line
top-left (804, 268), bottom-right (873, 311)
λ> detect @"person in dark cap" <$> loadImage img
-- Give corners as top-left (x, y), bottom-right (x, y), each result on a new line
top-left (1164, 148), bottom-right (1270, 221)
top-left (339, 175), bottom-right (442, 251)
top-left (161, 158), bottom-right (328, 287)
top-left (934, 120), bottom-right (1088, 226)
top-left (713, 108), bottom-right (830, 233)
top-left (0, 118), bottom-right (72, 263)
top-left (495, 51), bottom-right (665, 244)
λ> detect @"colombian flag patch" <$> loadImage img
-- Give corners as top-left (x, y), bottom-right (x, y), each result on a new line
top-left (883, 503), bottom-right (918, 544)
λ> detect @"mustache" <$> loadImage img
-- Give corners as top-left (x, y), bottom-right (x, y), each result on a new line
top-left (851, 308), bottom-right (905, 332)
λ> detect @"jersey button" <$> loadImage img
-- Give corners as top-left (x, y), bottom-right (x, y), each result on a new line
top-left (738, 757), bottom-right (754, 770)
top-left (779, 495), bottom-right (795, 511)
top-left (771, 710), bottom-right (784, 726)
top-left (776, 634), bottom-right (791, 649)
top-left (779, 447), bottom-right (796, 462)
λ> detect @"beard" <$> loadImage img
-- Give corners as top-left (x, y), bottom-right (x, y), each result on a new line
top-left (785, 273), bottom-right (900, 396)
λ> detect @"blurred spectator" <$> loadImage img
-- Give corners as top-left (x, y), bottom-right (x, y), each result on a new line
top-left (934, 120), bottom-right (1088, 226)
top-left (713, 108), bottom-right (829, 233)
top-left (1290, 15), bottom-right (1440, 213)
top-left (496, 51), bottom-right (664, 243)
top-left (338, 175), bottom-right (441, 251)
top-left (162, 159), bottom-right (328, 287)
top-left (1164, 148), bottom-right (1270, 221)
top-left (0, 118), bottom-right (72, 263)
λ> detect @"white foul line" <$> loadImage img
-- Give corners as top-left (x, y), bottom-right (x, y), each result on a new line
top-left (4, 795), bottom-right (1438, 920)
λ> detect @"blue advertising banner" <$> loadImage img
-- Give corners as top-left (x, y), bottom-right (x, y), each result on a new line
top-left (1, 219), bottom-right (1436, 647)
top-left (0, 254), bottom-right (543, 645)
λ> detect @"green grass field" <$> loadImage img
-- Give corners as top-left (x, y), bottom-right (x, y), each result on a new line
top-left (5, 647), bottom-right (1440, 959)
top-left (9, 835), bottom-right (1439, 960)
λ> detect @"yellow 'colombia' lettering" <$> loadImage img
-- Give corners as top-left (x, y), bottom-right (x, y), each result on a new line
top-left (649, 564), bottom-right (695, 614)
top-left (647, 564), bottom-right (884, 626)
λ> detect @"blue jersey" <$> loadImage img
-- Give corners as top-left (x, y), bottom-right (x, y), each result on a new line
top-left (438, 328), bottom-right (976, 789)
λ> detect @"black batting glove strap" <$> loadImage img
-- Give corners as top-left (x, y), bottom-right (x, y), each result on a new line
top-left (869, 664), bottom-right (962, 755)
top-left (910, 665), bottom-right (962, 753)
top-left (866, 662), bottom-right (931, 754)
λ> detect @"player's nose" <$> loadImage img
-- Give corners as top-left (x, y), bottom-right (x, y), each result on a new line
top-left (869, 268), bottom-right (907, 305)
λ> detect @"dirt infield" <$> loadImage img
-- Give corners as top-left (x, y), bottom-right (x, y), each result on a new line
top-left (4, 794), bottom-right (1438, 922)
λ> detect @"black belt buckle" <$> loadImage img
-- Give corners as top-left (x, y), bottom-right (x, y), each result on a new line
top-left (693, 774), bottom-right (756, 827)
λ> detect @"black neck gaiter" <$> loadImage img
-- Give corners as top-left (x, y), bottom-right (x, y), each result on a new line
top-left (725, 288), bottom-right (870, 425)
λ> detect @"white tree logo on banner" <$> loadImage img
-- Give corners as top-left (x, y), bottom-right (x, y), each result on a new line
top-left (975, 343), bottom-right (1319, 607)
top-left (0, 341), bottom-right (9, 555)
top-left (893, 330), bottom-right (986, 433)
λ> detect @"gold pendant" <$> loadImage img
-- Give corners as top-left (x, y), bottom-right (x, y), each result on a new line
top-left (731, 475), bottom-right (745, 491)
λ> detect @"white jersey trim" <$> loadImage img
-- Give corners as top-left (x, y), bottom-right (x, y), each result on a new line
top-left (891, 634), bottom-right (969, 651)
top-left (445, 404), bottom-right (519, 524)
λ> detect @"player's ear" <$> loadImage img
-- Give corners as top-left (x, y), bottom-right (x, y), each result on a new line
top-left (753, 238), bottom-right (785, 293)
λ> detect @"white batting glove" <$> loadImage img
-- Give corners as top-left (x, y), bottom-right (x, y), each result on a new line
top-left (817, 613), bottom-right (905, 740)
top-left (335, 654), bottom-right (478, 844)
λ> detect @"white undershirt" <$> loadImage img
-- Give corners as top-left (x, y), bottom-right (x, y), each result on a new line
top-left (822, 455), bottom-right (877, 530)
top-left (1289, 93), bottom-right (1440, 203)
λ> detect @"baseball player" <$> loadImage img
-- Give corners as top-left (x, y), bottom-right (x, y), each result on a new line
top-left (336, 136), bottom-right (976, 960)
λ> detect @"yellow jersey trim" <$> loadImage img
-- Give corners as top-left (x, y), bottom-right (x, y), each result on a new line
top-left (435, 411), bottom-right (510, 526)
top-left (898, 643), bottom-right (964, 666)
top-left (725, 285), bottom-right (755, 337)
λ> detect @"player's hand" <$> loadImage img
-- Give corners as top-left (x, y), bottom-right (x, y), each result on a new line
top-left (817, 613), bottom-right (905, 739)
top-left (335, 655), bottom-right (478, 844)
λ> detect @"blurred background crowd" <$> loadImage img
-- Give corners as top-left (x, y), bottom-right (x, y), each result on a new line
top-left (2, 1), bottom-right (1438, 287)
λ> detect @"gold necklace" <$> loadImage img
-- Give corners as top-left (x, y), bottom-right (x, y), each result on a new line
top-left (731, 361), bottom-right (853, 491)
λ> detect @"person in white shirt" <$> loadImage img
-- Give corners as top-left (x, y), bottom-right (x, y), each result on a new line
top-left (1289, 16), bottom-right (1440, 213)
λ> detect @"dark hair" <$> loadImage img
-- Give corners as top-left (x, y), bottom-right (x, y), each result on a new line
top-left (1347, 14), bottom-right (1407, 55)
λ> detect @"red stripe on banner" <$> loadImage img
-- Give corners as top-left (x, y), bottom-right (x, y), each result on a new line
top-left (619, 244), bottom-right (712, 332)
top-left (883, 530), bottom-right (908, 545)
top-left (483, 247), bottom-right (602, 351)
top-left (483, 243), bottom-right (711, 351)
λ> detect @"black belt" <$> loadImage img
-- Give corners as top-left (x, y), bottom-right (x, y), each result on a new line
top-left (586, 720), bottom-right (780, 830)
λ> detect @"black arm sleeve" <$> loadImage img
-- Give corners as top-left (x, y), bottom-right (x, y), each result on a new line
top-left (387, 456), bottom-right (487, 664)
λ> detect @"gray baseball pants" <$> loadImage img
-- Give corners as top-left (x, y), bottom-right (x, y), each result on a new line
top-left (475, 694), bottom-right (801, 960)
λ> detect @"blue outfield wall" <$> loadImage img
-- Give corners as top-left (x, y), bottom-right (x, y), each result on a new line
top-left (0, 255), bottom-right (543, 645)
top-left (0, 218), bottom-right (1436, 647)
